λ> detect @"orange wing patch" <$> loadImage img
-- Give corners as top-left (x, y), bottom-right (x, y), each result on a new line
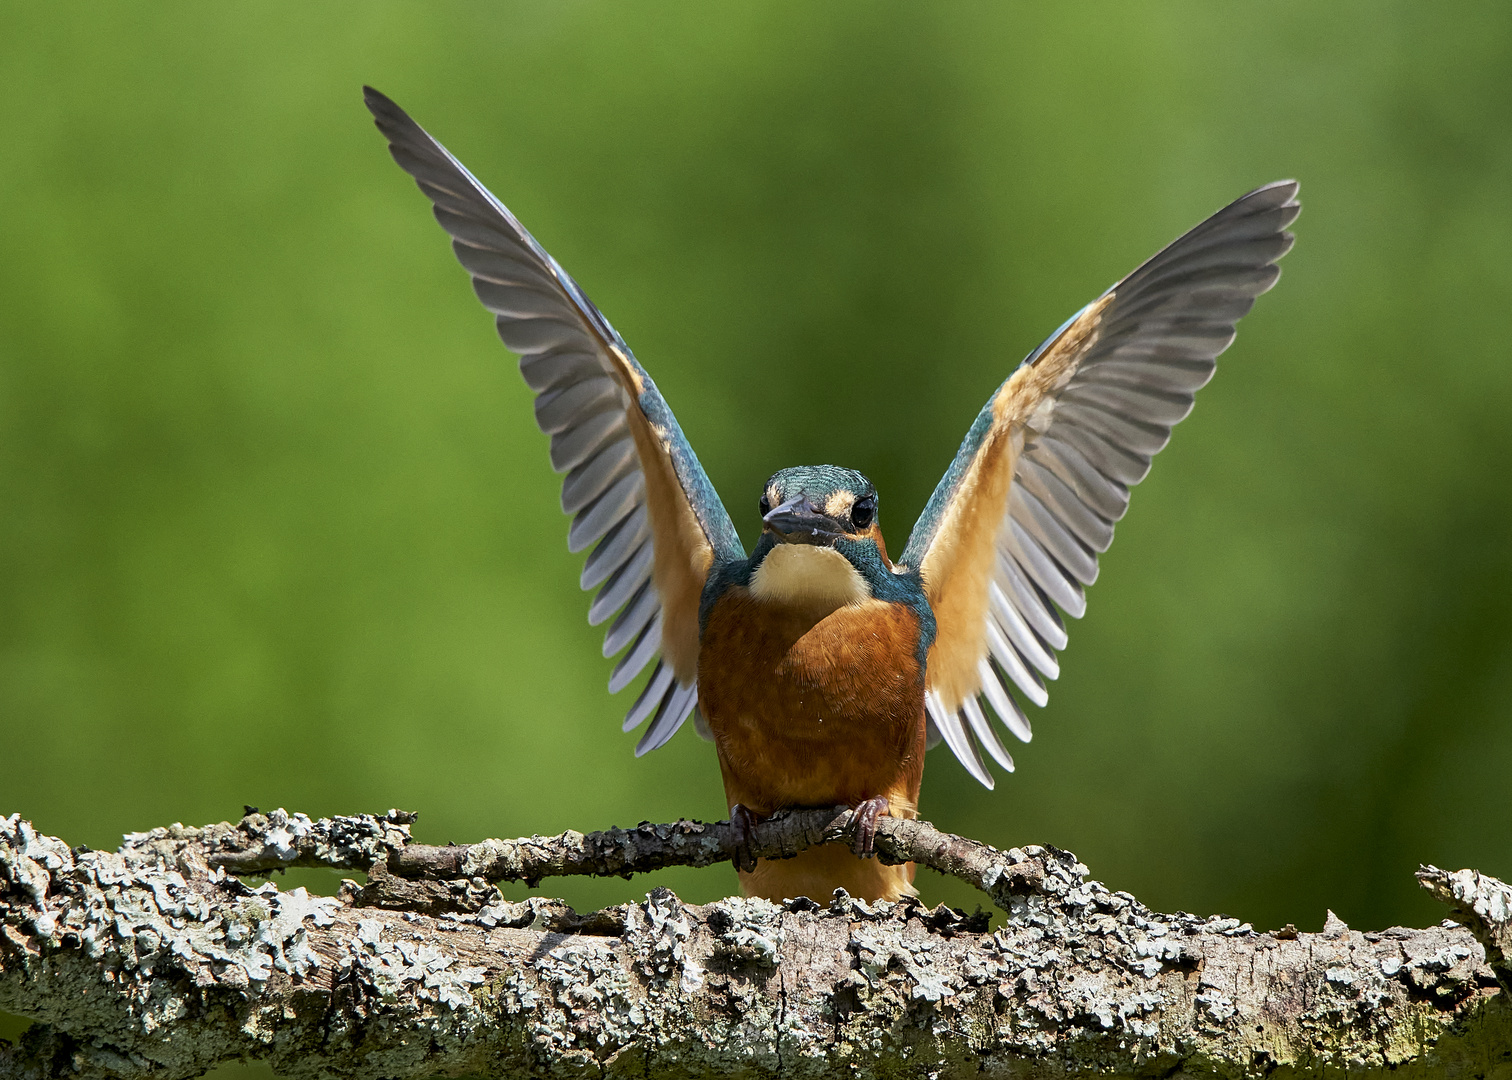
top-left (920, 425), bottom-right (1015, 709)
top-left (920, 294), bottom-right (1110, 712)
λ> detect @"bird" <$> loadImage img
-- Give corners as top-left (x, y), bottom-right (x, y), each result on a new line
top-left (363, 87), bottom-right (1298, 903)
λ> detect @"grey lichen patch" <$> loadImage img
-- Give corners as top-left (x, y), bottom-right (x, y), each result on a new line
top-left (0, 815), bottom-right (361, 1077)
top-left (1419, 864), bottom-right (1512, 976)
top-left (5, 814), bottom-right (332, 998)
top-left (636, 887), bottom-right (703, 991)
top-left (121, 808), bottom-right (416, 878)
top-left (459, 836), bottom-right (529, 882)
top-left (851, 924), bottom-right (954, 1003)
top-left (519, 930), bottom-right (640, 1066)
top-left (706, 895), bottom-right (784, 966)
top-left (339, 918), bottom-right (486, 1010)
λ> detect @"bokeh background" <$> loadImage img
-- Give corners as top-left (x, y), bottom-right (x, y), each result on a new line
top-left (4, 1), bottom-right (1512, 1061)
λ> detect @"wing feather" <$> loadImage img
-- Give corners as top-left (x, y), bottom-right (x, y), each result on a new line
top-left (1016, 458), bottom-right (1115, 553)
top-left (623, 662), bottom-right (675, 733)
top-left (1048, 421), bottom-right (1153, 487)
top-left (1009, 486), bottom-right (1099, 586)
top-left (519, 348), bottom-right (603, 394)
top-left (1000, 552), bottom-right (1069, 651)
top-left (567, 471), bottom-right (644, 553)
top-left (535, 377), bottom-right (620, 434)
top-left (925, 691), bottom-right (993, 789)
top-left (588, 540), bottom-right (654, 626)
top-left (983, 618), bottom-right (1047, 708)
top-left (961, 695), bottom-right (1016, 773)
top-left (979, 658), bottom-right (1033, 743)
top-left (901, 181), bottom-right (1299, 784)
top-left (580, 506), bottom-right (649, 590)
top-left (548, 409), bottom-right (628, 473)
top-left (609, 612), bottom-right (663, 693)
top-left (636, 680), bottom-right (699, 757)
top-left (602, 579), bottom-right (660, 658)
top-left (1030, 434), bottom-right (1131, 522)
top-left (366, 87), bottom-right (744, 748)
top-left (1004, 519), bottom-right (1087, 616)
top-left (987, 579), bottom-right (1060, 678)
top-left (562, 439), bottom-right (637, 515)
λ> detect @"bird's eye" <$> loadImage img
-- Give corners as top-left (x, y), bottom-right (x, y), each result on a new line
top-left (759, 495), bottom-right (771, 517)
top-left (851, 496), bottom-right (875, 529)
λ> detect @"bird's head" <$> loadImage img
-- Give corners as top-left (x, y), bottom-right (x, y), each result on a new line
top-left (759, 465), bottom-right (885, 556)
top-left (749, 465), bottom-right (893, 609)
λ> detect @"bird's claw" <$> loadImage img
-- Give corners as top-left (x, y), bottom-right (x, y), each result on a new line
top-left (729, 803), bottom-right (761, 873)
top-left (848, 797), bottom-right (890, 858)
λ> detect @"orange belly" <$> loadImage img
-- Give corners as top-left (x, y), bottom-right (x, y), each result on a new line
top-left (697, 588), bottom-right (927, 902)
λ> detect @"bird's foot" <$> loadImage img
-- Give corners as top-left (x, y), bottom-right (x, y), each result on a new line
top-left (729, 803), bottom-right (762, 873)
top-left (848, 797), bottom-right (891, 858)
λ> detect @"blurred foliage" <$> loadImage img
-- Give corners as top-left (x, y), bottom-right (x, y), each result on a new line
top-left (4, 2), bottom-right (1512, 1012)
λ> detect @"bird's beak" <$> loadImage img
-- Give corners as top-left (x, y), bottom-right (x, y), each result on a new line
top-left (763, 495), bottom-right (845, 544)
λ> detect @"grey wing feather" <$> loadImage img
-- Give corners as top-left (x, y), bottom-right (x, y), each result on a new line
top-left (610, 614), bottom-right (663, 694)
top-left (366, 87), bottom-right (739, 748)
top-left (623, 662), bottom-right (675, 732)
top-left (588, 539), bottom-right (654, 625)
top-left (602, 580), bottom-right (659, 659)
top-left (958, 181), bottom-right (1298, 783)
top-left (925, 691), bottom-right (994, 788)
top-left (580, 506), bottom-right (648, 590)
top-left (636, 679), bottom-right (699, 756)
top-left (563, 439), bottom-right (637, 515)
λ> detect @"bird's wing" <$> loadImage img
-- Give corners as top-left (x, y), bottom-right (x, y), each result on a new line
top-left (897, 181), bottom-right (1299, 787)
top-left (365, 88), bottom-right (744, 754)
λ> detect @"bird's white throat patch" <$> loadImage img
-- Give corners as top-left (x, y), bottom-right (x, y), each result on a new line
top-left (749, 544), bottom-right (872, 607)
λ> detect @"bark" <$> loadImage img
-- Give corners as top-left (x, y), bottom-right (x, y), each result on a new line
top-left (1, 809), bottom-right (1508, 1079)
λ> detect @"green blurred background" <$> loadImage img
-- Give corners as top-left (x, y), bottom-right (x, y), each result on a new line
top-left (4, 0), bottom-right (1512, 1027)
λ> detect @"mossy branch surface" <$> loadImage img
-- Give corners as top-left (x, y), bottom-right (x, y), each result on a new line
top-left (2, 809), bottom-right (1509, 1079)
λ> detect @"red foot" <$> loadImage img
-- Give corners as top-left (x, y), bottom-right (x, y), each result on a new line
top-left (849, 797), bottom-right (890, 858)
top-left (729, 803), bottom-right (762, 873)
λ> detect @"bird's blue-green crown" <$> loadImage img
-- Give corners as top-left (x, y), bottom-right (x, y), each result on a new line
top-left (760, 465), bottom-right (878, 536)
top-left (763, 465), bottom-right (875, 508)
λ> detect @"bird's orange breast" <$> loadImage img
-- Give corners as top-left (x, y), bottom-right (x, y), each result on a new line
top-left (697, 588), bottom-right (928, 821)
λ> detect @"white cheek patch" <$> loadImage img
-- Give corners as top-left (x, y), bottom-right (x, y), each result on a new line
top-left (750, 545), bottom-right (872, 607)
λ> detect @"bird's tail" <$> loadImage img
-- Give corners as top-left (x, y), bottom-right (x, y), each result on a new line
top-left (739, 844), bottom-right (918, 903)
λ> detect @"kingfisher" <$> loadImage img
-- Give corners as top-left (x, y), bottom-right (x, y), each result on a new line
top-left (365, 88), bottom-right (1298, 903)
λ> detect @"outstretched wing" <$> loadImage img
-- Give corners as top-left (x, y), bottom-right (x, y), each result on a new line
top-left (898, 181), bottom-right (1300, 787)
top-left (365, 88), bottom-right (744, 754)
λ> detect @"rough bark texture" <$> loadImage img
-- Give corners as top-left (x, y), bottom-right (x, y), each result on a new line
top-left (2, 809), bottom-right (1509, 1079)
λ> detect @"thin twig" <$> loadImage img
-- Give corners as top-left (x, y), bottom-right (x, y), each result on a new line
top-left (150, 806), bottom-right (1045, 910)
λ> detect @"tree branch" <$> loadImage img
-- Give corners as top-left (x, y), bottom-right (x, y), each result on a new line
top-left (150, 807), bottom-right (1044, 908)
top-left (2, 809), bottom-right (1508, 1079)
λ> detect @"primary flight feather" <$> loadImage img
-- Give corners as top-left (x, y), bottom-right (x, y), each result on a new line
top-left (365, 87), bottom-right (1297, 901)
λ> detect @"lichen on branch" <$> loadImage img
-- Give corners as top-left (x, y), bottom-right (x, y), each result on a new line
top-left (2, 810), bottom-right (1509, 1079)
